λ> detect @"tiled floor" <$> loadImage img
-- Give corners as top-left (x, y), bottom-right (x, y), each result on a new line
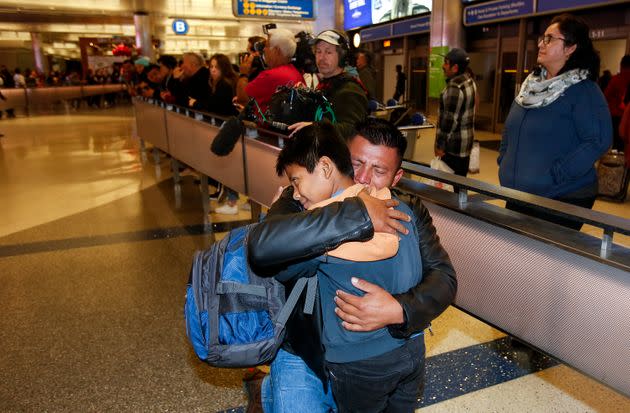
top-left (0, 107), bottom-right (628, 412)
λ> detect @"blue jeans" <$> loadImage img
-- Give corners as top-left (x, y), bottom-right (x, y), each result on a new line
top-left (261, 349), bottom-right (337, 413)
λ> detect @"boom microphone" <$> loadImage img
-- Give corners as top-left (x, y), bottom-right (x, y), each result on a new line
top-left (210, 100), bottom-right (259, 156)
top-left (211, 116), bottom-right (244, 156)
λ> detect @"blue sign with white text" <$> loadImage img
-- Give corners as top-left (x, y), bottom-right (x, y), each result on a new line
top-left (234, 0), bottom-right (314, 19)
top-left (360, 24), bottom-right (393, 42)
top-left (537, 0), bottom-right (623, 13)
top-left (172, 19), bottom-right (189, 35)
top-left (464, 0), bottom-right (534, 25)
top-left (392, 15), bottom-right (431, 36)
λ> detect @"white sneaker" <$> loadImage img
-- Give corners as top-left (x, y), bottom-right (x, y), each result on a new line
top-left (215, 203), bottom-right (239, 215)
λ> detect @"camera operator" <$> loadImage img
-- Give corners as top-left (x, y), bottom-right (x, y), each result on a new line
top-left (240, 28), bottom-right (304, 114)
top-left (235, 36), bottom-right (266, 107)
top-left (288, 30), bottom-right (368, 139)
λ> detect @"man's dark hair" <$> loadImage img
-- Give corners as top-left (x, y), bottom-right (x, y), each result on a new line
top-left (158, 55), bottom-right (177, 70)
top-left (350, 117), bottom-right (407, 166)
top-left (552, 14), bottom-right (600, 81)
top-left (395, 64), bottom-right (402, 72)
top-left (621, 54), bottom-right (630, 69)
top-left (276, 121), bottom-right (354, 178)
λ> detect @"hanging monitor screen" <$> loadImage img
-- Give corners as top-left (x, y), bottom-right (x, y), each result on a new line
top-left (344, 0), bottom-right (432, 30)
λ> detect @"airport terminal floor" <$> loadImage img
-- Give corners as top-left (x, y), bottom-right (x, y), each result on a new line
top-left (1, 105), bottom-right (629, 412)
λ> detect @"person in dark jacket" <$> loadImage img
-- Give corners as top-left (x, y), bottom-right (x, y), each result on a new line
top-left (356, 50), bottom-right (377, 100)
top-left (175, 52), bottom-right (210, 110)
top-left (207, 53), bottom-right (242, 215)
top-left (250, 117), bottom-right (456, 412)
top-left (393, 64), bottom-right (406, 102)
top-left (207, 53), bottom-right (238, 117)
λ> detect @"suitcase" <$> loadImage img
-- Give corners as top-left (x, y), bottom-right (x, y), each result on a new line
top-left (597, 150), bottom-right (629, 201)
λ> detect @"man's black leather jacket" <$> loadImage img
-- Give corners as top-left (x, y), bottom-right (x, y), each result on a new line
top-left (248, 186), bottom-right (457, 381)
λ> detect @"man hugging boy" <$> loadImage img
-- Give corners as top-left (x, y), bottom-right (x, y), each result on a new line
top-left (272, 121), bottom-right (424, 412)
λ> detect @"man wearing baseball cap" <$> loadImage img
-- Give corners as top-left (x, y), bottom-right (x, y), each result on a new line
top-left (288, 29), bottom-right (368, 140)
top-left (435, 47), bottom-right (477, 177)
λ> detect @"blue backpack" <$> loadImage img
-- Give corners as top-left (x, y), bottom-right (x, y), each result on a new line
top-left (184, 224), bottom-right (316, 367)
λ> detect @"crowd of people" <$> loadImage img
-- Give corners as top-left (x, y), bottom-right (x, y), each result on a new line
top-left (0, 64), bottom-right (126, 89)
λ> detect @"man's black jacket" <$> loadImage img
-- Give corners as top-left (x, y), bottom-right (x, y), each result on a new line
top-left (248, 187), bottom-right (457, 382)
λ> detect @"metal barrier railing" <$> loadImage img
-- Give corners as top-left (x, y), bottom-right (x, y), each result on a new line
top-left (0, 84), bottom-right (127, 114)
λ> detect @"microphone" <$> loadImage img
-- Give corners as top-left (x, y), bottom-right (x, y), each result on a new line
top-left (210, 99), bottom-right (259, 156)
top-left (211, 116), bottom-right (244, 156)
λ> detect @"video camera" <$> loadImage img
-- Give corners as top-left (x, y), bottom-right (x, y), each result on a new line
top-left (293, 31), bottom-right (317, 74)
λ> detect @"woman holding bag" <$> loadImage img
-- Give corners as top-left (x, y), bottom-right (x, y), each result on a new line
top-left (498, 14), bottom-right (611, 230)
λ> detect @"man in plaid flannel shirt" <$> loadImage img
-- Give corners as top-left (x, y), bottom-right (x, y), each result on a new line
top-left (435, 48), bottom-right (477, 176)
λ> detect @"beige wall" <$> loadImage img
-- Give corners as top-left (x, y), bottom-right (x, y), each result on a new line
top-left (594, 38), bottom-right (628, 75)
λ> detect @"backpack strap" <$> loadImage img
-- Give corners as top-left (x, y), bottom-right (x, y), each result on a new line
top-left (302, 276), bottom-right (318, 315)
top-left (275, 276), bottom-right (316, 328)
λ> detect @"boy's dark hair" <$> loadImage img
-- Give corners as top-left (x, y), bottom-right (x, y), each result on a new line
top-left (158, 55), bottom-right (177, 70)
top-left (276, 121), bottom-right (354, 178)
top-left (350, 118), bottom-right (407, 167)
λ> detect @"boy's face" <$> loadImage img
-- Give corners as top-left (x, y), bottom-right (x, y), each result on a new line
top-left (285, 161), bottom-right (333, 209)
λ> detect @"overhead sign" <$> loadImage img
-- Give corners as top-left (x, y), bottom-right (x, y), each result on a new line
top-left (172, 19), bottom-right (189, 35)
top-left (464, 0), bottom-right (535, 26)
top-left (233, 0), bottom-right (315, 19)
top-left (359, 14), bottom-right (430, 43)
top-left (392, 15), bottom-right (431, 37)
top-left (360, 24), bottom-right (392, 42)
top-left (537, 0), bottom-right (626, 13)
top-left (344, 0), bottom-right (432, 31)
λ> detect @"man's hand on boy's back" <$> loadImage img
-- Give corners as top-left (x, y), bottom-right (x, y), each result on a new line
top-left (334, 277), bottom-right (405, 331)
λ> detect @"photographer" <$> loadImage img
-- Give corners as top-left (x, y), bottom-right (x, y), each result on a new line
top-left (241, 28), bottom-right (304, 113)
top-left (235, 36), bottom-right (266, 107)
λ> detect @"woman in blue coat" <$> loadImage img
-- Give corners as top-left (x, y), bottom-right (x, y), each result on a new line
top-left (498, 14), bottom-right (612, 230)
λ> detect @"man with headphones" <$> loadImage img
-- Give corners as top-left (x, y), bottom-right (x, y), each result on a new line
top-left (288, 29), bottom-right (369, 140)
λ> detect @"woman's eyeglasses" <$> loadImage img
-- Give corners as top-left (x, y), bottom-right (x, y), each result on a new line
top-left (538, 35), bottom-right (566, 46)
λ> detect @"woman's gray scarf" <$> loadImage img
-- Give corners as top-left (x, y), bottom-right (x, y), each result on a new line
top-left (515, 68), bottom-right (589, 108)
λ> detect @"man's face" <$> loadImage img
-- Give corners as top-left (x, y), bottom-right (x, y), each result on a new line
top-left (442, 59), bottom-right (458, 79)
top-left (181, 56), bottom-right (199, 77)
top-left (315, 41), bottom-right (342, 78)
top-left (147, 68), bottom-right (163, 83)
top-left (159, 64), bottom-right (171, 79)
top-left (356, 53), bottom-right (367, 70)
top-left (263, 43), bottom-right (279, 68)
top-left (348, 135), bottom-right (403, 190)
top-left (285, 162), bottom-right (333, 209)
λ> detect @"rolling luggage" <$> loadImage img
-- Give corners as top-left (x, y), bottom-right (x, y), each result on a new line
top-left (597, 150), bottom-right (628, 201)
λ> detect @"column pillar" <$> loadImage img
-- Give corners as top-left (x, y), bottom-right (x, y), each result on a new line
top-left (30, 32), bottom-right (47, 74)
top-left (429, 0), bottom-right (464, 50)
top-left (134, 11), bottom-right (154, 61)
top-left (427, 0), bottom-right (465, 107)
